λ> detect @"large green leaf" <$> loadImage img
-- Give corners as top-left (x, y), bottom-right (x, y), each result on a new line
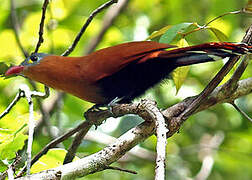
top-left (159, 22), bottom-right (198, 44)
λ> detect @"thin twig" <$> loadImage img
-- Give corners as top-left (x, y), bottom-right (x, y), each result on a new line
top-left (181, 9), bottom-right (244, 38)
top-left (105, 166), bottom-right (137, 174)
top-left (85, 0), bottom-right (129, 54)
top-left (204, 10), bottom-right (242, 28)
top-left (10, 0), bottom-right (29, 57)
top-left (0, 90), bottom-right (24, 119)
top-left (63, 124), bottom-right (93, 164)
top-left (181, 9), bottom-right (246, 38)
top-left (61, 0), bottom-right (118, 56)
top-left (230, 102), bottom-right (252, 123)
top-left (33, 0), bottom-right (50, 53)
top-left (21, 85), bottom-right (35, 175)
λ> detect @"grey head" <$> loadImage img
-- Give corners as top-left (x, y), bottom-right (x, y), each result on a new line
top-left (21, 53), bottom-right (49, 66)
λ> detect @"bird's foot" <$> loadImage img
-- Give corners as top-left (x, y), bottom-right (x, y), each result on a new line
top-left (88, 97), bottom-right (124, 114)
top-left (88, 104), bottom-right (108, 112)
top-left (107, 97), bottom-right (125, 114)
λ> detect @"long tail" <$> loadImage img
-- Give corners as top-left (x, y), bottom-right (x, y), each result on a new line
top-left (158, 42), bottom-right (252, 66)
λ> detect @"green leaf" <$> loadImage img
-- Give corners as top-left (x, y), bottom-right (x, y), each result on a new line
top-left (31, 148), bottom-right (80, 174)
top-left (159, 22), bottom-right (198, 44)
top-left (146, 25), bottom-right (171, 40)
top-left (171, 38), bottom-right (190, 93)
top-left (0, 132), bottom-right (28, 160)
top-left (0, 113), bottom-right (40, 160)
top-left (0, 115), bottom-right (29, 160)
top-left (0, 160), bottom-right (8, 173)
top-left (208, 27), bottom-right (228, 41)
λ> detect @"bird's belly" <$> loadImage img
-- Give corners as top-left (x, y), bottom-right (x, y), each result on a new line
top-left (97, 60), bottom-right (176, 103)
top-left (50, 81), bottom-right (107, 104)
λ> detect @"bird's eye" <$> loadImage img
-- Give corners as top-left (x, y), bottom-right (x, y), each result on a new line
top-left (30, 55), bottom-right (38, 62)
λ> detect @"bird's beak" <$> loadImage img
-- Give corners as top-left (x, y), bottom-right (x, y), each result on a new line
top-left (5, 65), bottom-right (24, 76)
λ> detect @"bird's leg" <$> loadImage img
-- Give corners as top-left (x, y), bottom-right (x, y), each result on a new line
top-left (84, 97), bottom-right (124, 129)
top-left (89, 103), bottom-right (108, 112)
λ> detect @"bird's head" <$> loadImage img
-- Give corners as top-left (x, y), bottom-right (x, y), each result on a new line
top-left (5, 53), bottom-right (49, 76)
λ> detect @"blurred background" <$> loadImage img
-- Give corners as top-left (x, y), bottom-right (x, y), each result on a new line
top-left (0, 0), bottom-right (252, 179)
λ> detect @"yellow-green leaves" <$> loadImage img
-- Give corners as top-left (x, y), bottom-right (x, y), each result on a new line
top-left (146, 25), bottom-right (171, 40)
top-left (0, 112), bottom-right (40, 161)
top-left (152, 23), bottom-right (196, 93)
top-left (208, 27), bottom-right (228, 41)
top-left (31, 148), bottom-right (79, 173)
top-left (172, 39), bottom-right (190, 93)
top-left (0, 128), bottom-right (27, 160)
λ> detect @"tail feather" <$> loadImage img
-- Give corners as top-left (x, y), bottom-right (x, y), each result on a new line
top-left (158, 42), bottom-right (252, 67)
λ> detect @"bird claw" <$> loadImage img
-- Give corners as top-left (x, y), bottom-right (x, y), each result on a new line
top-left (87, 97), bottom-right (123, 116)
top-left (89, 104), bottom-right (108, 112)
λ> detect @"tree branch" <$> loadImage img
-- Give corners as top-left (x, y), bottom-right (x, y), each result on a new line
top-left (84, 130), bottom-right (156, 161)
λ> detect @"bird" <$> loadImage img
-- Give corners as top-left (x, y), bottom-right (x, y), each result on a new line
top-left (5, 41), bottom-right (252, 105)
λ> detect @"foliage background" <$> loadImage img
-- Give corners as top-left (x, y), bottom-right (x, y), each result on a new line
top-left (0, 0), bottom-right (252, 179)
